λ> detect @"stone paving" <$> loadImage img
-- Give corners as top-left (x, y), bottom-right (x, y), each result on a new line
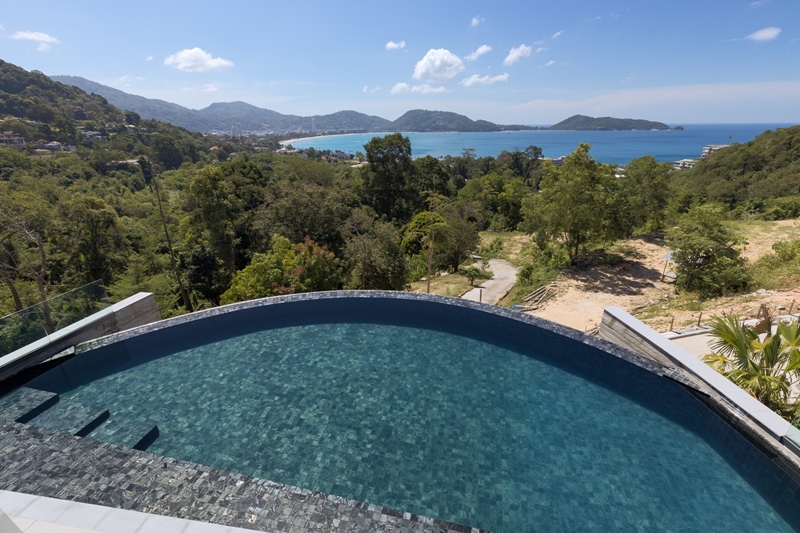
top-left (0, 420), bottom-right (484, 532)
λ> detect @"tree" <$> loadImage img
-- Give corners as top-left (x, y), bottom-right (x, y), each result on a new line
top-left (255, 178), bottom-right (355, 254)
top-left (402, 211), bottom-right (450, 293)
top-left (57, 195), bottom-right (129, 285)
top-left (520, 143), bottom-right (618, 263)
top-left (0, 189), bottom-right (57, 332)
top-left (342, 209), bottom-right (408, 290)
top-left (150, 133), bottom-right (184, 170)
top-left (666, 204), bottom-right (748, 297)
top-left (704, 313), bottom-right (800, 417)
top-left (361, 133), bottom-right (415, 221)
top-left (414, 155), bottom-right (452, 195)
top-left (186, 166), bottom-right (241, 278)
top-left (221, 236), bottom-right (340, 303)
top-left (622, 155), bottom-right (673, 233)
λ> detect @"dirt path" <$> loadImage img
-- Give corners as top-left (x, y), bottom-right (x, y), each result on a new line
top-left (462, 259), bottom-right (518, 305)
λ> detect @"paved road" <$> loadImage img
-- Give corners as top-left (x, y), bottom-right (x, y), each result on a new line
top-left (461, 259), bottom-right (519, 305)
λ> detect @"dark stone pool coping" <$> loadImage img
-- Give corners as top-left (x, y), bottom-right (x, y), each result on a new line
top-left (3, 290), bottom-right (800, 531)
top-left (0, 419), bottom-right (483, 532)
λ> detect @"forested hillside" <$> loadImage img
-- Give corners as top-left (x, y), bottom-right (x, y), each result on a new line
top-left (549, 115), bottom-right (672, 131)
top-left (671, 125), bottom-right (800, 218)
top-left (2, 60), bottom-right (799, 321)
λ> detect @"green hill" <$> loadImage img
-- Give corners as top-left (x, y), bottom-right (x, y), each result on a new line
top-left (672, 124), bottom-right (800, 216)
top-left (0, 61), bottom-right (124, 143)
top-left (389, 109), bottom-right (532, 132)
top-left (549, 114), bottom-right (672, 131)
top-left (51, 75), bottom-right (217, 131)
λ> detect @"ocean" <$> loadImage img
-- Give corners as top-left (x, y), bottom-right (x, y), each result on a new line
top-left (285, 123), bottom-right (796, 166)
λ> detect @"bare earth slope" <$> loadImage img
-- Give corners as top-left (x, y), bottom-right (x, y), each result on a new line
top-left (526, 221), bottom-right (800, 333)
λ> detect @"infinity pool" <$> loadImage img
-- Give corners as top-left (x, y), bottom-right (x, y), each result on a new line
top-left (24, 293), bottom-right (800, 532)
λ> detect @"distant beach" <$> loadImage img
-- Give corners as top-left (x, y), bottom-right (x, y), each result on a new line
top-left (280, 132), bottom-right (392, 147)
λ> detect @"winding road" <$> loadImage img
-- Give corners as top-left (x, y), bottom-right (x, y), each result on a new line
top-left (461, 259), bottom-right (518, 305)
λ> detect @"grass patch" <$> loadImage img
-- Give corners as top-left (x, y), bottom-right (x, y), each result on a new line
top-left (748, 238), bottom-right (800, 290)
top-left (409, 272), bottom-right (473, 298)
top-left (477, 231), bottom-right (532, 266)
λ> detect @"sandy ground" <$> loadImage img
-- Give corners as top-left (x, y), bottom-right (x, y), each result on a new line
top-left (462, 259), bottom-right (518, 305)
top-left (526, 236), bottom-right (674, 332)
top-left (525, 224), bottom-right (800, 333)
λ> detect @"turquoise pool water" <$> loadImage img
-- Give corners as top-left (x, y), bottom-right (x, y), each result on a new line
top-left (26, 296), bottom-right (800, 532)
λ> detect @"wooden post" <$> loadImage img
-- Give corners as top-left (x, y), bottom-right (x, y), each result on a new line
top-left (479, 288), bottom-right (483, 303)
top-left (697, 312), bottom-right (702, 327)
top-left (669, 316), bottom-right (675, 332)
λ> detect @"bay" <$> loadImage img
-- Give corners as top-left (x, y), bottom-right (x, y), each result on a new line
top-left (285, 123), bottom-right (795, 165)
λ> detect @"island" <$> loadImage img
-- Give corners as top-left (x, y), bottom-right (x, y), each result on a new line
top-left (549, 115), bottom-right (676, 131)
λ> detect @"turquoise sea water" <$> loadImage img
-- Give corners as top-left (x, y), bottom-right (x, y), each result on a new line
top-left (286, 123), bottom-right (795, 165)
top-left (30, 307), bottom-right (799, 532)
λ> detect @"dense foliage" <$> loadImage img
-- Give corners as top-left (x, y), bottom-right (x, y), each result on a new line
top-left (2, 60), bottom-right (800, 320)
top-left (671, 125), bottom-right (800, 217)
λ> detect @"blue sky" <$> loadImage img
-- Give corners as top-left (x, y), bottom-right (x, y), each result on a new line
top-left (2, 1), bottom-right (799, 124)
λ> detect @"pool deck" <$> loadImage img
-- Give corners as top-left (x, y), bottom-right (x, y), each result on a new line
top-left (1, 490), bottom-right (259, 533)
top-left (0, 419), bottom-right (482, 532)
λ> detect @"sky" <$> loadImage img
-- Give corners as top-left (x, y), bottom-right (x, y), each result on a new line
top-left (2, 1), bottom-right (799, 125)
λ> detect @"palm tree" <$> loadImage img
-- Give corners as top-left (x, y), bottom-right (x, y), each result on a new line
top-left (704, 313), bottom-right (800, 417)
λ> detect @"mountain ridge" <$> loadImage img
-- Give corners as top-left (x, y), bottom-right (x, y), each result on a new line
top-left (50, 75), bottom-right (672, 134)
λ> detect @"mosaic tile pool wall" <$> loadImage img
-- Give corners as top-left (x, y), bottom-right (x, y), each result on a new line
top-left (9, 293), bottom-right (800, 532)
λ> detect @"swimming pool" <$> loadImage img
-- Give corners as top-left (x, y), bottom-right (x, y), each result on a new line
top-left (20, 292), bottom-right (800, 532)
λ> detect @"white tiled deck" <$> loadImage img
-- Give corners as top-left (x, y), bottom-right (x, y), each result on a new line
top-left (0, 491), bottom-right (256, 533)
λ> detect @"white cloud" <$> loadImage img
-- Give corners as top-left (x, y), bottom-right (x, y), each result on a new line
top-left (411, 84), bottom-right (447, 94)
top-left (551, 30), bottom-right (564, 40)
top-left (362, 85), bottom-right (381, 93)
top-left (745, 27), bottom-right (781, 42)
top-left (465, 44), bottom-right (492, 61)
top-left (202, 84), bottom-right (218, 93)
top-left (749, 0), bottom-right (769, 7)
top-left (390, 82), bottom-right (410, 95)
top-left (413, 49), bottom-right (464, 82)
top-left (471, 16), bottom-right (483, 27)
top-left (385, 40), bottom-right (406, 51)
top-left (461, 73), bottom-right (509, 88)
top-left (145, 55), bottom-right (154, 61)
top-left (390, 82), bottom-right (447, 95)
top-left (118, 75), bottom-right (145, 83)
top-left (9, 30), bottom-right (59, 51)
top-left (503, 44), bottom-right (532, 66)
top-left (164, 47), bottom-right (234, 72)
top-left (541, 60), bottom-right (556, 68)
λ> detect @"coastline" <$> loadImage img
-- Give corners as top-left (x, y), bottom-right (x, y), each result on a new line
top-left (280, 132), bottom-right (392, 146)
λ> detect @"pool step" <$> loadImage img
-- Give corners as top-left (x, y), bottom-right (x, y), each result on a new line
top-left (27, 399), bottom-right (109, 437)
top-left (0, 387), bottom-right (59, 423)
top-left (87, 416), bottom-right (160, 450)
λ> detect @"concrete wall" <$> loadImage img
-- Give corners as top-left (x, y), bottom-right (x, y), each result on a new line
top-left (599, 309), bottom-right (677, 369)
top-left (0, 293), bottom-right (160, 382)
top-left (599, 305), bottom-right (800, 452)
